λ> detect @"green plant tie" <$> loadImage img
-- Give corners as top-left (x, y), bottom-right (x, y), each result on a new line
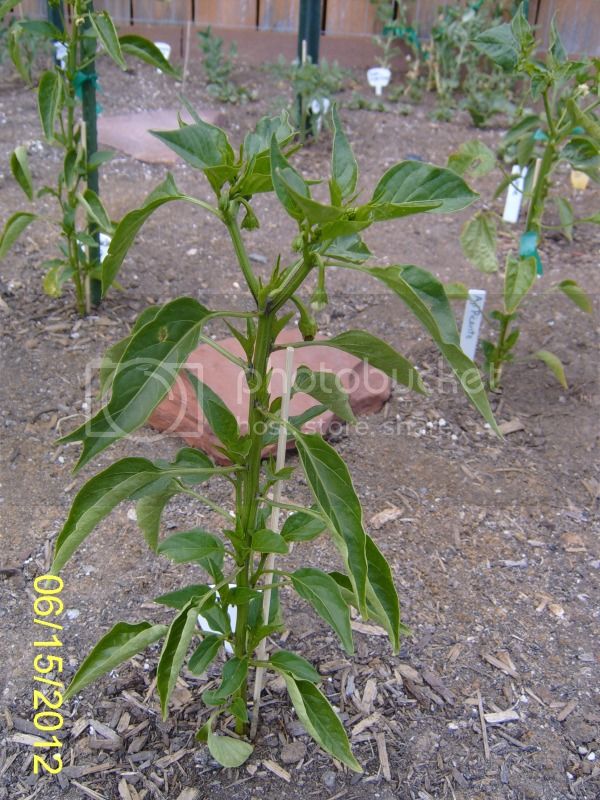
top-left (533, 128), bottom-right (549, 141)
top-left (519, 230), bottom-right (543, 275)
top-left (73, 70), bottom-right (103, 113)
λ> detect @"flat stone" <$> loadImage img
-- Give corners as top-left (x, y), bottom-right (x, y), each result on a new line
top-left (148, 328), bottom-right (391, 463)
top-left (97, 108), bottom-right (224, 164)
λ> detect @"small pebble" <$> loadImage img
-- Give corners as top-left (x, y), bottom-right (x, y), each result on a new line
top-left (322, 770), bottom-right (336, 789)
top-left (66, 609), bottom-right (80, 620)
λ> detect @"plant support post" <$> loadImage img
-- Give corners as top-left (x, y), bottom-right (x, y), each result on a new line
top-left (296, 0), bottom-right (321, 139)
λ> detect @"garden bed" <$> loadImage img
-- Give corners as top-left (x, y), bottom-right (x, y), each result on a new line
top-left (0, 55), bottom-right (599, 800)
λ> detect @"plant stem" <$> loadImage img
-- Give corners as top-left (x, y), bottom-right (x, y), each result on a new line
top-left (525, 140), bottom-right (556, 237)
top-left (224, 204), bottom-right (260, 302)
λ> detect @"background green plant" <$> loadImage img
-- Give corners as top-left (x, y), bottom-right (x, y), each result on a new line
top-left (448, 4), bottom-right (596, 389)
top-left (0, 0), bottom-right (178, 315)
top-left (0, 13), bottom-right (53, 84)
top-left (50, 104), bottom-right (497, 769)
top-left (198, 26), bottom-right (250, 104)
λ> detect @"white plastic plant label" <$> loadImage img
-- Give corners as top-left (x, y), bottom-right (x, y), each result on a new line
top-left (460, 289), bottom-right (486, 360)
top-left (198, 585), bottom-right (236, 654)
top-left (99, 233), bottom-right (111, 263)
top-left (367, 67), bottom-right (391, 96)
top-left (154, 41), bottom-right (171, 72)
top-left (53, 42), bottom-right (68, 70)
top-left (502, 165), bottom-right (527, 224)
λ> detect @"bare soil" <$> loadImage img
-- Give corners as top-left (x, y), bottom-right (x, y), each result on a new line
top-left (0, 53), bottom-right (599, 800)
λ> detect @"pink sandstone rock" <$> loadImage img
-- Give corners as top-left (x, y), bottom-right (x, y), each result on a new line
top-left (97, 108), bottom-right (225, 164)
top-left (148, 328), bottom-right (391, 464)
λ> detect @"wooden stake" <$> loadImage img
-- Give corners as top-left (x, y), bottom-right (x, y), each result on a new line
top-left (181, 20), bottom-right (192, 94)
top-left (477, 689), bottom-right (490, 760)
top-left (250, 346), bottom-right (295, 739)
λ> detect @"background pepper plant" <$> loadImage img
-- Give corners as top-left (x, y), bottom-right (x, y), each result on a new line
top-left (448, 4), bottom-right (596, 390)
top-left (0, 0), bottom-right (178, 314)
top-left (51, 105), bottom-right (498, 769)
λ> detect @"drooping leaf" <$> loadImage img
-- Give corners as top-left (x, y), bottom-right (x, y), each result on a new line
top-left (78, 188), bottom-right (114, 234)
top-left (136, 483), bottom-right (179, 550)
top-left (554, 196), bottom-right (574, 241)
top-left (280, 509), bottom-right (327, 542)
top-left (65, 622), bottom-right (167, 700)
top-left (289, 329), bottom-right (425, 394)
top-left (98, 305), bottom-right (163, 395)
top-left (293, 431), bottom-right (368, 616)
top-left (503, 255), bottom-right (536, 314)
top-left (361, 265), bottom-right (498, 432)
top-left (532, 349), bottom-right (568, 389)
top-left (206, 726), bottom-right (253, 768)
top-left (370, 161), bottom-right (477, 218)
top-left (251, 529), bottom-right (289, 554)
top-left (188, 634), bottom-right (222, 674)
top-left (447, 140), bottom-right (496, 179)
top-left (91, 11), bottom-right (127, 70)
top-left (556, 279), bottom-right (593, 313)
top-left (203, 657), bottom-right (248, 705)
top-left (292, 365), bottom-right (355, 423)
top-left (157, 529), bottom-right (224, 564)
top-left (10, 145), bottom-right (33, 200)
top-left (157, 604), bottom-right (199, 718)
top-left (37, 70), bottom-right (62, 141)
top-left (460, 212), bottom-right (498, 273)
top-left (331, 105), bottom-right (358, 203)
top-left (282, 675), bottom-right (361, 772)
top-left (290, 568), bottom-right (353, 653)
top-left (119, 34), bottom-right (180, 78)
top-left (270, 650), bottom-right (321, 683)
top-left (270, 134), bottom-right (311, 221)
top-left (0, 211), bottom-right (37, 260)
top-left (185, 371), bottom-right (241, 452)
top-left (364, 534), bottom-right (401, 653)
top-left (60, 297), bottom-right (212, 470)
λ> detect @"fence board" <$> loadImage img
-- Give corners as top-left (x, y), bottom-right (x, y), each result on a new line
top-left (99, 0), bottom-right (131, 23)
top-left (195, 0), bottom-right (256, 27)
top-left (325, 0), bottom-right (378, 35)
top-left (259, 0), bottom-right (299, 31)
top-left (132, 0), bottom-right (191, 25)
top-left (534, 0), bottom-right (600, 56)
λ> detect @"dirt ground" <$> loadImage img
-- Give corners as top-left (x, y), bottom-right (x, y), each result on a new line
top-left (1, 49), bottom-right (599, 800)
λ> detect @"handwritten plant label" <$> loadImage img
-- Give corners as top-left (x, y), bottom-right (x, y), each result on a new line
top-left (367, 67), bottom-right (391, 96)
top-left (503, 165), bottom-right (527, 224)
top-left (460, 289), bottom-right (486, 360)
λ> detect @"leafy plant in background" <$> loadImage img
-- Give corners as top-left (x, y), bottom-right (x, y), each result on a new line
top-left (198, 26), bottom-right (250, 104)
top-left (0, 14), bottom-right (53, 84)
top-left (266, 55), bottom-right (349, 140)
top-left (449, 4), bottom-right (596, 390)
top-left (0, 0), bottom-right (178, 314)
top-left (370, 0), bottom-right (423, 96)
top-left (50, 105), bottom-right (497, 769)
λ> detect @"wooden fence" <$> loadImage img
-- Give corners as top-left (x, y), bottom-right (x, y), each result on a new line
top-left (10, 0), bottom-right (600, 53)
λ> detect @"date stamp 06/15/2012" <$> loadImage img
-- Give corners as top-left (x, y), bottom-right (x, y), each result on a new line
top-left (31, 574), bottom-right (66, 776)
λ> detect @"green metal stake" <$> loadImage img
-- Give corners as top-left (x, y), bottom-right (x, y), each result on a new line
top-left (81, 0), bottom-right (102, 308)
top-left (296, 0), bottom-right (322, 139)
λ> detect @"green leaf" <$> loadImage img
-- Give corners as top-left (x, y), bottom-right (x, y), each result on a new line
top-left (504, 255), bottom-right (536, 314)
top-left (322, 233), bottom-right (371, 264)
top-left (0, 211), bottom-right (37, 260)
top-left (42, 260), bottom-right (72, 297)
top-left (473, 22), bottom-right (519, 72)
top-left (282, 675), bottom-right (361, 772)
top-left (331, 105), bottom-right (358, 202)
top-left (237, 113), bottom-right (295, 196)
top-left (280, 509), bottom-right (327, 542)
top-left (292, 365), bottom-right (355, 423)
top-left (444, 281), bottom-right (469, 300)
top-left (51, 458), bottom-right (163, 573)
top-left (1, 0), bottom-right (21, 21)
top-left (270, 134), bottom-right (311, 221)
top-left (203, 657), bottom-right (248, 705)
top-left (157, 605), bottom-right (199, 718)
top-left (37, 70), bottom-right (62, 141)
top-left (65, 622), bottom-right (167, 700)
top-left (99, 305), bottom-right (163, 395)
top-left (364, 534), bottom-right (401, 653)
top-left (447, 140), bottom-right (496, 179)
top-left (370, 161), bottom-right (477, 218)
top-left (188, 634), bottom-right (222, 674)
top-left (556, 279), bottom-right (593, 313)
top-left (91, 11), bottom-right (127, 70)
top-left (554, 197), bottom-right (574, 242)
top-left (136, 483), bottom-right (179, 550)
top-left (206, 726), bottom-right (253, 768)
top-left (161, 446), bottom-right (216, 484)
top-left (102, 174), bottom-right (186, 292)
top-left (10, 146), bottom-right (33, 200)
top-left (185, 371), bottom-right (241, 452)
top-left (87, 150), bottom-right (115, 171)
top-left (154, 584), bottom-right (212, 610)
top-left (270, 650), bottom-right (321, 683)
top-left (549, 18), bottom-right (567, 64)
top-left (157, 529), bottom-right (224, 564)
top-left (532, 349), bottom-right (567, 389)
top-left (460, 212), bottom-right (498, 273)
top-left (150, 120), bottom-right (235, 189)
top-left (291, 329), bottom-right (425, 394)
top-left (60, 297), bottom-right (212, 470)
top-left (119, 34), bottom-right (180, 77)
top-left (363, 265), bottom-right (498, 432)
top-left (293, 432), bottom-right (368, 617)
top-left (251, 529), bottom-right (289, 554)
top-left (290, 568), bottom-right (353, 653)
top-left (78, 188), bottom-right (114, 235)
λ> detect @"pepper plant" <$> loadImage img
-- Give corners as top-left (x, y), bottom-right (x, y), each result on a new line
top-left (50, 105), bottom-right (497, 769)
top-left (0, 0), bottom-right (178, 314)
top-left (450, 5), bottom-right (596, 390)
